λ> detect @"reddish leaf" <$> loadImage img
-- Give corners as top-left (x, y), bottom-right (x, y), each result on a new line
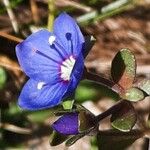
top-left (111, 49), bottom-right (136, 89)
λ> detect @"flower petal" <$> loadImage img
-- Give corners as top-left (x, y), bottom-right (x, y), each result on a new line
top-left (16, 29), bottom-right (64, 84)
top-left (53, 13), bottom-right (84, 56)
top-left (18, 79), bottom-right (69, 110)
top-left (52, 112), bottom-right (79, 135)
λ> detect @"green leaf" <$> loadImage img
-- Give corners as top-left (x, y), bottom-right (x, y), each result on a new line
top-left (137, 79), bottom-right (150, 96)
top-left (111, 100), bottom-right (137, 132)
top-left (0, 67), bottom-right (7, 89)
top-left (83, 36), bottom-right (96, 58)
top-left (65, 133), bottom-right (85, 147)
top-left (50, 131), bottom-right (69, 146)
top-left (97, 129), bottom-right (143, 150)
top-left (121, 87), bottom-right (145, 102)
top-left (111, 48), bottom-right (136, 89)
top-left (62, 99), bottom-right (74, 110)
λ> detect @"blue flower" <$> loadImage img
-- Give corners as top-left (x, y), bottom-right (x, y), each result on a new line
top-left (16, 13), bottom-right (85, 110)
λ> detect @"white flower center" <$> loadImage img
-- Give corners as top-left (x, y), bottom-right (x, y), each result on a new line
top-left (37, 82), bottom-right (45, 90)
top-left (60, 56), bottom-right (76, 81)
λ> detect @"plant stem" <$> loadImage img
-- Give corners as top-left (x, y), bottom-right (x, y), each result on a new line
top-left (77, 0), bottom-right (134, 25)
top-left (95, 100), bottom-right (125, 123)
top-left (47, 0), bottom-right (55, 31)
top-left (84, 71), bottom-right (123, 94)
top-left (94, 4), bottom-right (132, 23)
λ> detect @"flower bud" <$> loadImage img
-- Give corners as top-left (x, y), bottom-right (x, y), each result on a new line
top-left (52, 112), bottom-right (79, 135)
top-left (51, 106), bottom-right (97, 135)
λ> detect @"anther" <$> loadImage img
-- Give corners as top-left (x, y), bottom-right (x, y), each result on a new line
top-left (49, 35), bottom-right (56, 45)
top-left (37, 82), bottom-right (45, 90)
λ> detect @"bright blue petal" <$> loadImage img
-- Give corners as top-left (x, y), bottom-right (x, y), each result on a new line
top-left (18, 79), bottom-right (69, 110)
top-left (16, 29), bottom-right (64, 84)
top-left (52, 112), bottom-right (79, 135)
top-left (53, 13), bottom-right (84, 56)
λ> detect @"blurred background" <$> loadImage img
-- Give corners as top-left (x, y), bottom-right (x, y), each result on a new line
top-left (0, 0), bottom-right (150, 149)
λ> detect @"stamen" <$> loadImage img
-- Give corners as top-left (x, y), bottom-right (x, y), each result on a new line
top-left (49, 35), bottom-right (56, 45)
top-left (51, 39), bottom-right (69, 57)
top-left (36, 50), bottom-right (59, 64)
top-left (37, 82), bottom-right (45, 90)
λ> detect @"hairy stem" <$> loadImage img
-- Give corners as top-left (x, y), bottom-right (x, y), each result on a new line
top-left (95, 100), bottom-right (125, 122)
top-left (84, 70), bottom-right (123, 94)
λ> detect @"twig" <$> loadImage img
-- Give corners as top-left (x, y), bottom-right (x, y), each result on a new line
top-left (0, 55), bottom-right (22, 71)
top-left (77, 0), bottom-right (134, 25)
top-left (56, 0), bottom-right (92, 13)
top-left (0, 61), bottom-right (21, 71)
top-left (95, 100), bottom-right (125, 122)
top-left (36, 0), bottom-right (93, 12)
top-left (84, 70), bottom-right (123, 94)
top-left (30, 0), bottom-right (40, 24)
top-left (0, 122), bottom-right (31, 134)
top-left (2, 0), bottom-right (19, 33)
top-left (101, 0), bottom-right (130, 13)
top-left (0, 31), bottom-right (23, 43)
top-left (94, 4), bottom-right (133, 23)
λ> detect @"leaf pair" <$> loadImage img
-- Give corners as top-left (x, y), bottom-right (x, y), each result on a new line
top-left (110, 49), bottom-right (149, 132)
top-left (110, 49), bottom-right (136, 132)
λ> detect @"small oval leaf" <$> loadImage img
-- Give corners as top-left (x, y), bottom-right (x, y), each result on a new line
top-left (111, 100), bottom-right (137, 132)
top-left (50, 131), bottom-right (69, 146)
top-left (97, 129), bottom-right (143, 150)
top-left (121, 87), bottom-right (145, 102)
top-left (65, 133), bottom-right (85, 147)
top-left (137, 79), bottom-right (150, 96)
top-left (111, 48), bottom-right (136, 89)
